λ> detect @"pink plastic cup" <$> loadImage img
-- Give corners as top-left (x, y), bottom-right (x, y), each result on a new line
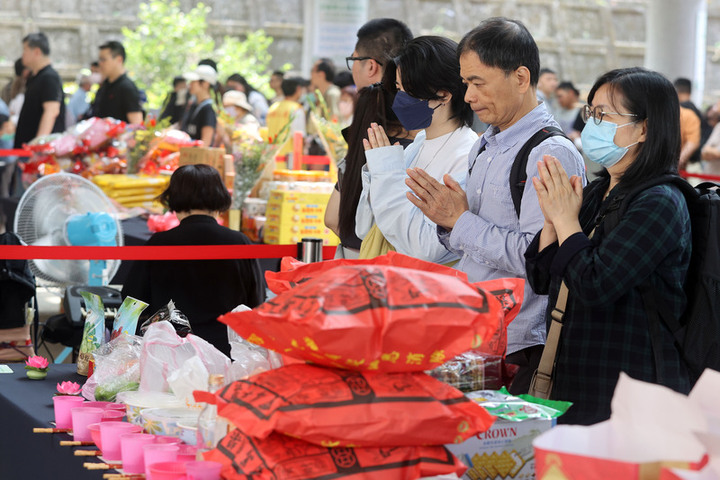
top-left (71, 407), bottom-right (105, 442)
top-left (84, 401), bottom-right (113, 409)
top-left (154, 435), bottom-right (182, 445)
top-left (88, 422), bottom-right (103, 448)
top-left (101, 409), bottom-right (126, 422)
top-left (144, 444), bottom-right (179, 480)
top-left (53, 396), bottom-right (85, 429)
top-left (185, 461), bottom-right (223, 480)
top-left (120, 433), bottom-right (156, 474)
top-left (99, 421), bottom-right (143, 461)
top-left (176, 443), bottom-right (199, 463)
top-left (105, 402), bottom-right (126, 411)
top-left (149, 461), bottom-right (186, 480)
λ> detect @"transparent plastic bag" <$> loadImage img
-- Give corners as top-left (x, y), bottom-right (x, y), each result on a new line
top-left (82, 334), bottom-right (143, 401)
top-left (139, 300), bottom-right (192, 337)
top-left (226, 305), bottom-right (284, 382)
top-left (139, 321), bottom-right (229, 393)
top-left (428, 351), bottom-right (505, 392)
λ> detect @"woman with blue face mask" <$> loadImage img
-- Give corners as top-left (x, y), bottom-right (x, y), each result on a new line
top-left (355, 36), bottom-right (478, 263)
top-left (524, 67), bottom-right (691, 425)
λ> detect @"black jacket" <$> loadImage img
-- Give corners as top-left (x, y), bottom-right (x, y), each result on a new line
top-left (121, 215), bottom-right (265, 356)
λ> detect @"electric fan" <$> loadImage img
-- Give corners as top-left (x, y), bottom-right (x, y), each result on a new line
top-left (13, 173), bottom-right (124, 286)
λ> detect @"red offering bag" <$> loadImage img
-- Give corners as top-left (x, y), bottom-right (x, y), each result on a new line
top-left (200, 363), bottom-right (495, 448)
top-left (265, 251), bottom-right (468, 294)
top-left (221, 265), bottom-right (524, 372)
top-left (204, 429), bottom-right (467, 480)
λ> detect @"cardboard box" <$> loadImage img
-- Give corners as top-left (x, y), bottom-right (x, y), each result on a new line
top-left (446, 417), bottom-right (554, 480)
top-left (179, 147), bottom-right (226, 177)
top-left (264, 189), bottom-right (339, 245)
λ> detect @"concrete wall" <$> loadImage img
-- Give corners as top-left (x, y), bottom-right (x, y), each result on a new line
top-left (1, 0), bottom-right (719, 104)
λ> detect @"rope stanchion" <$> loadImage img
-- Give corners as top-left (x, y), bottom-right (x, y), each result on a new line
top-left (679, 170), bottom-right (720, 182)
top-left (0, 244), bottom-right (337, 261)
top-left (0, 149), bottom-right (32, 157)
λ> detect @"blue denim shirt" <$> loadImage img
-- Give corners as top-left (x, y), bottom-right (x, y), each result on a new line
top-left (438, 102), bottom-right (586, 354)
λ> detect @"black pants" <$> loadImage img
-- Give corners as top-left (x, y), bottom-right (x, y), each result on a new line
top-left (505, 344), bottom-right (544, 395)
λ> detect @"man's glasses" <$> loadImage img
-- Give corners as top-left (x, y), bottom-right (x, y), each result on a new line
top-left (345, 56), bottom-right (382, 70)
top-left (581, 104), bottom-right (638, 125)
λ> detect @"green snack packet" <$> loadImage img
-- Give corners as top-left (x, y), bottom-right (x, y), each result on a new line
top-left (111, 297), bottom-right (148, 340)
top-left (467, 387), bottom-right (572, 422)
top-left (77, 292), bottom-right (105, 376)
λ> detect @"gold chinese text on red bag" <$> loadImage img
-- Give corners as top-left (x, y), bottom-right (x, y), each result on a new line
top-left (220, 265), bottom-right (524, 371)
top-left (203, 429), bottom-right (467, 480)
top-left (207, 363), bottom-right (495, 448)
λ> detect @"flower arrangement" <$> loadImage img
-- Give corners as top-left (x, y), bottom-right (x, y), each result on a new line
top-left (25, 355), bottom-right (50, 380)
top-left (56, 381), bottom-right (82, 396)
top-left (308, 89), bottom-right (348, 165)
top-left (225, 112), bottom-right (293, 210)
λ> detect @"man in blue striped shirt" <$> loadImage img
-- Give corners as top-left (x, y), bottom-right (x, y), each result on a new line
top-left (406, 17), bottom-right (586, 394)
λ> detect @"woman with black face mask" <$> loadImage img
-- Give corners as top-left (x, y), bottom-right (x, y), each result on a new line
top-left (355, 36), bottom-right (477, 263)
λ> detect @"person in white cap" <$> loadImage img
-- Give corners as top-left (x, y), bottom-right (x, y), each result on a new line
top-left (216, 89), bottom-right (261, 149)
top-left (180, 64), bottom-right (218, 146)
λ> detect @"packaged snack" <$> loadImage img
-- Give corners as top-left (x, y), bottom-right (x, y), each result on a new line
top-left (77, 291), bottom-right (105, 376)
top-left (202, 363), bottom-right (495, 448)
top-left (221, 264), bottom-right (523, 372)
top-left (110, 296), bottom-right (148, 340)
top-left (428, 352), bottom-right (505, 392)
top-left (204, 429), bottom-right (467, 480)
top-left (83, 334), bottom-right (143, 401)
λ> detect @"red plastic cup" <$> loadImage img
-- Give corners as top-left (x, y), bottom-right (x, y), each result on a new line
top-left (144, 444), bottom-right (179, 480)
top-left (185, 461), bottom-right (223, 480)
top-left (71, 407), bottom-right (105, 442)
top-left (120, 433), bottom-right (156, 474)
top-left (99, 421), bottom-right (143, 461)
top-left (101, 409), bottom-right (125, 422)
top-left (53, 396), bottom-right (85, 429)
top-left (176, 443), bottom-right (198, 463)
top-left (149, 461), bottom-right (186, 480)
top-left (88, 422), bottom-right (103, 449)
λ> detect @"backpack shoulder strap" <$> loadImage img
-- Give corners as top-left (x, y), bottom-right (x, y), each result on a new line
top-left (510, 126), bottom-right (567, 217)
top-left (601, 174), bottom-right (693, 234)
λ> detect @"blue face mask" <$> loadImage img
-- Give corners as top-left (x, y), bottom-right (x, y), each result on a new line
top-left (391, 91), bottom-right (441, 131)
top-left (581, 118), bottom-right (639, 168)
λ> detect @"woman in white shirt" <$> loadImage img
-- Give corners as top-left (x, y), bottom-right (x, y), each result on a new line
top-left (356, 36), bottom-right (478, 263)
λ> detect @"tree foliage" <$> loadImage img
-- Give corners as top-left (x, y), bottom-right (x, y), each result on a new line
top-left (122, 0), bottom-right (289, 110)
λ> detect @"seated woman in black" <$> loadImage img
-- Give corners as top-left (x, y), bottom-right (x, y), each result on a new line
top-left (122, 164), bottom-right (265, 356)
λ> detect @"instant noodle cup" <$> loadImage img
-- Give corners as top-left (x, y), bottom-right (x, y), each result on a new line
top-left (203, 429), bottom-right (467, 480)
top-left (195, 363), bottom-right (495, 448)
top-left (221, 264), bottom-right (524, 371)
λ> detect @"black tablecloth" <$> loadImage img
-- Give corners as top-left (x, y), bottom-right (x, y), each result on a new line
top-left (0, 363), bottom-right (101, 479)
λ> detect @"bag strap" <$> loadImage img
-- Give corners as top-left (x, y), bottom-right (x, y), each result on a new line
top-left (510, 126), bottom-right (566, 218)
top-left (530, 280), bottom-right (569, 399)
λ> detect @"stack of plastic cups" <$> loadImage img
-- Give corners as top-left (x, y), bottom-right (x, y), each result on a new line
top-left (71, 407), bottom-right (105, 442)
top-left (120, 433), bottom-right (156, 475)
top-left (53, 396), bottom-right (85, 429)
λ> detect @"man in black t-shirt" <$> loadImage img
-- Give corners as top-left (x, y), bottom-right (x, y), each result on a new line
top-left (14, 33), bottom-right (65, 149)
top-left (89, 41), bottom-right (143, 124)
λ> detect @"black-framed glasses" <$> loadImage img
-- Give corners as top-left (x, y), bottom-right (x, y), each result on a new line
top-left (581, 104), bottom-right (638, 125)
top-left (345, 56), bottom-right (382, 70)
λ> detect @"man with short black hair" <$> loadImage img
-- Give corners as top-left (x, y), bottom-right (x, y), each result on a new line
top-left (89, 40), bottom-right (143, 124)
top-left (266, 77), bottom-right (307, 160)
top-left (406, 18), bottom-right (585, 394)
top-left (14, 32), bottom-right (65, 149)
top-left (311, 58), bottom-right (341, 119)
top-left (675, 77), bottom-right (705, 166)
top-left (348, 18), bottom-right (412, 89)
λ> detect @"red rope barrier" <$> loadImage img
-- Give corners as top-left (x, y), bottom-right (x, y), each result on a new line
top-left (679, 170), bottom-right (720, 182)
top-left (0, 149), bottom-right (32, 157)
top-left (0, 244), bottom-right (337, 260)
